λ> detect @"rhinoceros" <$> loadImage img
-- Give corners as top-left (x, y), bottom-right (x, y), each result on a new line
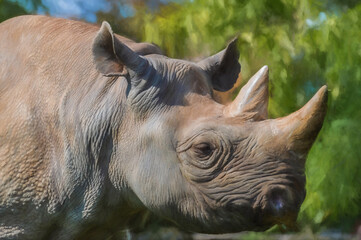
top-left (0, 15), bottom-right (327, 239)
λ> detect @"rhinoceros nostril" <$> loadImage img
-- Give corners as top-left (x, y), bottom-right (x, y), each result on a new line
top-left (267, 188), bottom-right (290, 216)
top-left (270, 195), bottom-right (285, 213)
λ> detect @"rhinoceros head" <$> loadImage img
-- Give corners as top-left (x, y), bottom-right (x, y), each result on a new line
top-left (92, 22), bottom-right (327, 233)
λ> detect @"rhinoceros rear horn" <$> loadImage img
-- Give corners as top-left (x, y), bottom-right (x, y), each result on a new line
top-left (92, 21), bottom-right (148, 77)
top-left (197, 38), bottom-right (241, 92)
top-left (275, 86), bottom-right (328, 158)
top-left (224, 65), bottom-right (269, 120)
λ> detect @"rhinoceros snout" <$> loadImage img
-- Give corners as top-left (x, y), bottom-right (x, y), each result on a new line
top-left (268, 188), bottom-right (292, 215)
top-left (270, 192), bottom-right (286, 214)
top-left (260, 186), bottom-right (304, 227)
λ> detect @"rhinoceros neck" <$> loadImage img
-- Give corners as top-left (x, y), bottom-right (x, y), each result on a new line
top-left (16, 74), bottom-right (150, 237)
top-left (0, 15), bottom-right (156, 238)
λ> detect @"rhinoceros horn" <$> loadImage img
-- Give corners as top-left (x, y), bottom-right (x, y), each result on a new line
top-left (92, 21), bottom-right (149, 77)
top-left (225, 66), bottom-right (327, 157)
top-left (273, 85), bottom-right (328, 158)
top-left (224, 65), bottom-right (269, 120)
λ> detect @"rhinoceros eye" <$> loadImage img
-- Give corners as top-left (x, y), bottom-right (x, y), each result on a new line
top-left (193, 142), bottom-right (214, 158)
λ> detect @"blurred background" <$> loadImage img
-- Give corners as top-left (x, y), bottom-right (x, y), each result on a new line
top-left (1, 0), bottom-right (361, 238)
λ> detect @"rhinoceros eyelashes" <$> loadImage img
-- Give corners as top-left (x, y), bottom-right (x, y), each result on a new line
top-left (177, 131), bottom-right (233, 183)
top-left (193, 142), bottom-right (215, 159)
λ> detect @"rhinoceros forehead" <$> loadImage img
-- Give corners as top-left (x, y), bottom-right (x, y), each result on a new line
top-left (126, 55), bottom-right (215, 114)
top-left (146, 55), bottom-right (212, 94)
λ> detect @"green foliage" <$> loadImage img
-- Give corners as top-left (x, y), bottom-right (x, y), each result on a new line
top-left (131, 0), bottom-right (361, 230)
top-left (0, 0), bottom-right (48, 23)
top-left (240, 231), bottom-right (271, 240)
top-left (299, 5), bottom-right (361, 228)
top-left (0, 0), bottom-right (27, 22)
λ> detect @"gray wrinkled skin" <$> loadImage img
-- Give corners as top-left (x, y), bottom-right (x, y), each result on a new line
top-left (0, 15), bottom-right (327, 239)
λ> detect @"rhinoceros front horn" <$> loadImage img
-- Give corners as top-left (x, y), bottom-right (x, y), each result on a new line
top-left (92, 21), bottom-right (149, 77)
top-left (274, 86), bottom-right (328, 158)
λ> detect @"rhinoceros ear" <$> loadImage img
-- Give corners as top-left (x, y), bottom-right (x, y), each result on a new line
top-left (197, 38), bottom-right (241, 92)
top-left (224, 65), bottom-right (269, 120)
top-left (92, 21), bottom-right (148, 77)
